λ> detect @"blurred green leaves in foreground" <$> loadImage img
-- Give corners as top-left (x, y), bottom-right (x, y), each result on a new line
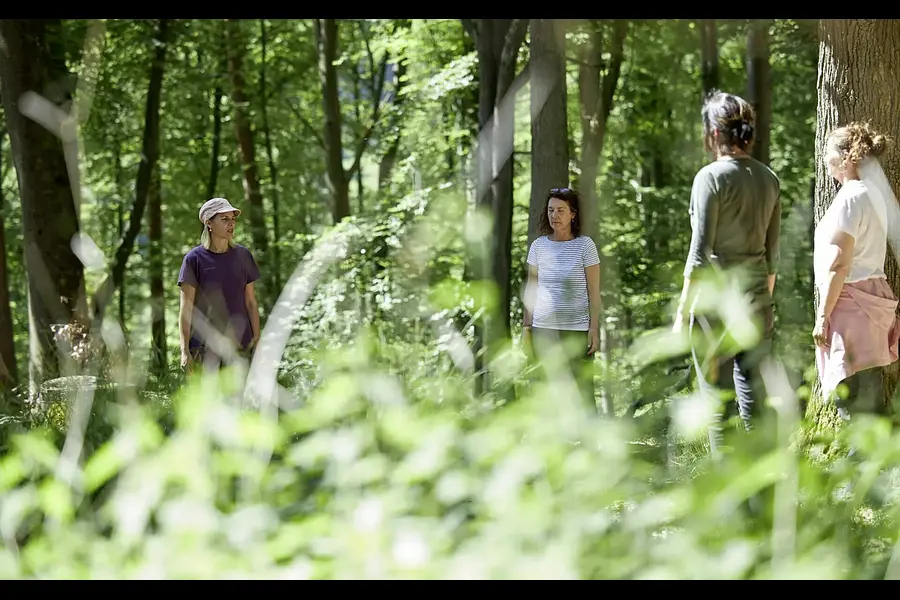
top-left (2, 324), bottom-right (900, 580)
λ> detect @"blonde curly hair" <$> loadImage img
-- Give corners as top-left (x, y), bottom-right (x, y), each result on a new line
top-left (825, 121), bottom-right (890, 167)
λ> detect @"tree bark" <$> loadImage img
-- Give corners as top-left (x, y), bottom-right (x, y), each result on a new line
top-left (806, 19), bottom-right (900, 437)
top-left (316, 19), bottom-right (351, 223)
top-left (149, 166), bottom-right (165, 376)
top-left (575, 19), bottom-right (627, 416)
top-left (224, 19), bottom-right (269, 285)
top-left (0, 129), bottom-right (18, 388)
top-left (463, 18), bottom-right (529, 396)
top-left (747, 19), bottom-right (772, 165)
top-left (698, 19), bottom-right (719, 98)
top-left (0, 19), bottom-right (88, 390)
top-left (528, 19), bottom-right (569, 246)
top-left (315, 19), bottom-right (387, 225)
top-left (259, 18), bottom-right (281, 293)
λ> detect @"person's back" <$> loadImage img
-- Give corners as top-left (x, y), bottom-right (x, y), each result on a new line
top-left (685, 155), bottom-right (781, 302)
top-left (674, 90), bottom-right (782, 464)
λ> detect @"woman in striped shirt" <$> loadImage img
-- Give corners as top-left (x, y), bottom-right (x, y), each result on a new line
top-left (522, 187), bottom-right (602, 413)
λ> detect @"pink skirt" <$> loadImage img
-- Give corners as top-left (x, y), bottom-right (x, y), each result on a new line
top-left (815, 276), bottom-right (900, 400)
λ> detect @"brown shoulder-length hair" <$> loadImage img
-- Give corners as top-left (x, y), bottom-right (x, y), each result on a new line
top-left (701, 89), bottom-right (756, 155)
top-left (536, 187), bottom-right (583, 238)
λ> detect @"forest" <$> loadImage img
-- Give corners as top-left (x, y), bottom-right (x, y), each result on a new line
top-left (0, 17), bottom-right (899, 579)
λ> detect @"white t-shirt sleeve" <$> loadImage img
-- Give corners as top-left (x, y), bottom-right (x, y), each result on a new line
top-left (833, 187), bottom-right (867, 239)
top-left (527, 238), bottom-right (541, 267)
top-left (582, 237), bottom-right (600, 267)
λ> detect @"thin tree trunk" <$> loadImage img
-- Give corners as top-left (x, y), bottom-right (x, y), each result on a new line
top-left (377, 59), bottom-right (407, 194)
top-left (207, 82), bottom-right (223, 199)
top-left (113, 144), bottom-right (126, 327)
top-left (225, 18), bottom-right (269, 297)
top-left (699, 19), bottom-right (719, 98)
top-left (747, 19), bottom-right (772, 165)
top-left (259, 18), bottom-right (281, 293)
top-left (576, 19), bottom-right (627, 416)
top-left (91, 18), bottom-right (169, 325)
top-left (0, 130), bottom-right (18, 388)
top-left (316, 19), bottom-right (352, 223)
top-left (149, 166), bottom-right (165, 376)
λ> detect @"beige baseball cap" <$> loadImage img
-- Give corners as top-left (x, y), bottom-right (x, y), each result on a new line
top-left (199, 197), bottom-right (242, 224)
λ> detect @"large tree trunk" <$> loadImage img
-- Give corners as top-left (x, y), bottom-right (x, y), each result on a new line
top-left (806, 19), bottom-right (900, 437)
top-left (463, 19), bottom-right (529, 397)
top-left (528, 19), bottom-right (569, 246)
top-left (0, 129), bottom-right (18, 389)
top-left (747, 19), bottom-right (772, 165)
top-left (0, 19), bottom-right (88, 390)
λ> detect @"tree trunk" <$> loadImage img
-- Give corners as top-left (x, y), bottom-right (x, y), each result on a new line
top-left (90, 18), bottom-right (169, 325)
top-left (806, 19), bottom-right (900, 437)
top-left (576, 20), bottom-right (627, 416)
top-left (316, 19), bottom-right (352, 223)
top-left (207, 82), bottom-right (223, 199)
top-left (463, 18), bottom-right (529, 397)
top-left (0, 19), bottom-right (88, 390)
top-left (0, 130), bottom-right (18, 388)
top-left (113, 144), bottom-right (126, 327)
top-left (225, 19), bottom-right (269, 289)
top-left (528, 18), bottom-right (569, 246)
top-left (698, 19), bottom-right (719, 98)
top-left (259, 18), bottom-right (281, 294)
top-left (149, 166), bottom-right (165, 376)
top-left (377, 59), bottom-right (407, 194)
top-left (747, 19), bottom-right (772, 165)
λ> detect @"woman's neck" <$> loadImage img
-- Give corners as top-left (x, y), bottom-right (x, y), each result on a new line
top-left (208, 237), bottom-right (230, 253)
top-left (716, 146), bottom-right (749, 160)
top-left (550, 230), bottom-right (574, 241)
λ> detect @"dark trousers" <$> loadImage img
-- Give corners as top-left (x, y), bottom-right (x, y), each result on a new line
top-left (530, 327), bottom-right (597, 414)
top-left (690, 307), bottom-right (775, 457)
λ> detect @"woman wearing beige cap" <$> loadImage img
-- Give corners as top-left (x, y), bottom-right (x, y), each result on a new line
top-left (178, 197), bottom-right (261, 372)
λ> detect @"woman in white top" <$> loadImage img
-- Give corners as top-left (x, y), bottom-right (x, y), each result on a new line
top-left (814, 122), bottom-right (900, 420)
top-left (522, 187), bottom-right (602, 413)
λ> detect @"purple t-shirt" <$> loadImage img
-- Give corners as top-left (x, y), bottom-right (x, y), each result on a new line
top-left (177, 244), bottom-right (260, 351)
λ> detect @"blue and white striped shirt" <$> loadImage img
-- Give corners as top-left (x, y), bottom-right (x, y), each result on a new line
top-left (527, 235), bottom-right (600, 331)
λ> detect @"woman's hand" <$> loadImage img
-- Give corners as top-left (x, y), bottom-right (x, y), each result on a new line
top-left (588, 327), bottom-right (600, 355)
top-left (521, 327), bottom-right (533, 360)
top-left (180, 348), bottom-right (193, 373)
top-left (812, 313), bottom-right (828, 348)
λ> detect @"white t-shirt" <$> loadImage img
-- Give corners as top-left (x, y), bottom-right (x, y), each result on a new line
top-left (526, 235), bottom-right (601, 331)
top-left (813, 179), bottom-right (888, 291)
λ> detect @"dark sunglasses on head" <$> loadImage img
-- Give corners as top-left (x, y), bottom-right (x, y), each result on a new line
top-left (549, 187), bottom-right (572, 194)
